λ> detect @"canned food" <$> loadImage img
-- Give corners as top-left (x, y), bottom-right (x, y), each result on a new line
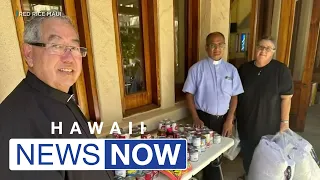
top-left (165, 122), bottom-right (172, 132)
top-left (105, 134), bottom-right (114, 139)
top-left (152, 170), bottom-right (159, 178)
top-left (173, 131), bottom-right (180, 138)
top-left (125, 176), bottom-right (136, 180)
top-left (114, 176), bottom-right (125, 180)
top-left (144, 170), bottom-right (153, 180)
top-left (126, 170), bottom-right (137, 176)
top-left (209, 130), bottom-right (215, 142)
top-left (131, 132), bottom-right (141, 139)
top-left (187, 151), bottom-right (190, 160)
top-left (202, 131), bottom-right (211, 147)
top-left (186, 133), bottom-right (193, 144)
top-left (141, 132), bottom-right (152, 139)
top-left (118, 130), bottom-right (130, 139)
top-left (157, 129), bottom-right (166, 136)
top-left (180, 134), bottom-right (187, 139)
top-left (202, 126), bottom-right (209, 130)
top-left (195, 146), bottom-right (202, 155)
top-left (190, 150), bottom-right (199, 162)
top-left (193, 135), bottom-right (201, 147)
top-left (133, 127), bottom-right (140, 132)
top-left (158, 120), bottom-right (164, 130)
top-left (178, 124), bottom-right (185, 132)
top-left (172, 122), bottom-right (177, 132)
top-left (214, 134), bottom-right (221, 144)
top-left (201, 136), bottom-right (206, 148)
top-left (115, 170), bottom-right (126, 177)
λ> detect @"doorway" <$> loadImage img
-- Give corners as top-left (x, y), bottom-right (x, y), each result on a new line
top-left (286, 0), bottom-right (320, 132)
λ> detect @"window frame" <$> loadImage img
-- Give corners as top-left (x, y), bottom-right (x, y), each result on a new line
top-left (112, 0), bottom-right (160, 115)
top-left (173, 0), bottom-right (200, 102)
top-left (11, 0), bottom-right (101, 122)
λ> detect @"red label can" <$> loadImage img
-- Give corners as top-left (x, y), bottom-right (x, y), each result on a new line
top-left (167, 135), bottom-right (174, 138)
top-left (173, 131), bottom-right (180, 138)
top-left (172, 122), bottom-right (177, 131)
top-left (136, 174), bottom-right (145, 180)
top-left (144, 170), bottom-right (153, 180)
top-left (141, 132), bottom-right (152, 139)
top-left (152, 170), bottom-right (159, 178)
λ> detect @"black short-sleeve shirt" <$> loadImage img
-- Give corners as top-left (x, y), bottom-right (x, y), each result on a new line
top-left (236, 60), bottom-right (294, 141)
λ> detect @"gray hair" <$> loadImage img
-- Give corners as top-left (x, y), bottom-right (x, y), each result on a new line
top-left (23, 11), bottom-right (77, 43)
top-left (258, 36), bottom-right (276, 49)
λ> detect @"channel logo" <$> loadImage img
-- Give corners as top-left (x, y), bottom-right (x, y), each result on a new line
top-left (9, 139), bottom-right (187, 170)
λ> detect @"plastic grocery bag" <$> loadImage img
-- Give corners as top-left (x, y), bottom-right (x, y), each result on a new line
top-left (223, 121), bottom-right (241, 161)
top-left (283, 129), bottom-right (320, 166)
top-left (247, 134), bottom-right (295, 180)
top-left (274, 130), bottom-right (320, 180)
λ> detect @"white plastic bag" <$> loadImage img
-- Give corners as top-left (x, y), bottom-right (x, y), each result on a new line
top-left (223, 121), bottom-right (241, 161)
top-left (280, 130), bottom-right (320, 180)
top-left (264, 130), bottom-right (320, 180)
top-left (247, 134), bottom-right (295, 180)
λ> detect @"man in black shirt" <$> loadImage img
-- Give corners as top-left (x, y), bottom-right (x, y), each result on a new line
top-left (236, 36), bottom-right (294, 179)
top-left (0, 14), bottom-right (113, 179)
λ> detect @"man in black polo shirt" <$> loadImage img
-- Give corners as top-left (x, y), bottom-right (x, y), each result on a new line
top-left (236, 36), bottom-right (294, 179)
top-left (0, 14), bottom-right (113, 179)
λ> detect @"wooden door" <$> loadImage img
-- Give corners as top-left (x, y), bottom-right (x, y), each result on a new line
top-left (285, 0), bottom-right (320, 132)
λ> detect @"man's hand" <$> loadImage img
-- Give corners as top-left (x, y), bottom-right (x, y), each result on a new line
top-left (193, 117), bottom-right (204, 128)
top-left (280, 121), bottom-right (289, 132)
top-left (222, 119), bottom-right (233, 137)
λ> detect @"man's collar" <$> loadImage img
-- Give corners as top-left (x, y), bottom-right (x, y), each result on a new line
top-left (208, 57), bottom-right (223, 65)
top-left (25, 71), bottom-right (74, 104)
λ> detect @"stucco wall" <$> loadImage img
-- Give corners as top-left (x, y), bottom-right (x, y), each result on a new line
top-left (199, 0), bottom-right (230, 61)
top-left (0, 1), bottom-right (25, 103)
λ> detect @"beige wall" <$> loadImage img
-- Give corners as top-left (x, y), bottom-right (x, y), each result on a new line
top-left (0, 1), bottom-right (25, 103)
top-left (199, 0), bottom-right (230, 61)
top-left (228, 0), bottom-right (251, 60)
top-left (237, 0), bottom-right (251, 25)
top-left (1, 0), bottom-right (231, 135)
top-left (86, 0), bottom-right (123, 124)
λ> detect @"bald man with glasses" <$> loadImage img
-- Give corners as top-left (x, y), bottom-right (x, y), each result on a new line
top-left (0, 14), bottom-right (113, 180)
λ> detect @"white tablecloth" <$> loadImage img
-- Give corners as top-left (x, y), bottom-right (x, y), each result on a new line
top-left (155, 137), bottom-right (234, 180)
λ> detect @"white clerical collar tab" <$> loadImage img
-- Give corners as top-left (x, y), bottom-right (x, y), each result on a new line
top-left (213, 59), bottom-right (222, 65)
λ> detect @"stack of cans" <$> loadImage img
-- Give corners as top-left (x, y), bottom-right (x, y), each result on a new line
top-left (157, 120), bottom-right (222, 162)
top-left (106, 125), bottom-right (153, 140)
top-left (114, 170), bottom-right (159, 180)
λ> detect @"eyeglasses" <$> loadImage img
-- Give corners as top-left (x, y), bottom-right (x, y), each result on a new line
top-left (28, 42), bottom-right (87, 57)
top-left (207, 43), bottom-right (226, 49)
top-left (256, 45), bottom-right (275, 52)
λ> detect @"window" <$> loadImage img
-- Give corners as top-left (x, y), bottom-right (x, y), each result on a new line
top-left (174, 0), bottom-right (199, 102)
top-left (113, 0), bottom-right (160, 115)
top-left (12, 0), bottom-right (101, 122)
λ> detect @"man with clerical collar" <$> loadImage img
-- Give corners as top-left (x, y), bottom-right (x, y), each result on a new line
top-left (183, 32), bottom-right (244, 179)
top-left (0, 14), bottom-right (113, 179)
